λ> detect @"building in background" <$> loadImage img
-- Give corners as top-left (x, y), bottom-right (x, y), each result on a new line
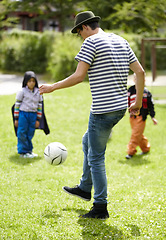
top-left (6, 10), bottom-right (60, 32)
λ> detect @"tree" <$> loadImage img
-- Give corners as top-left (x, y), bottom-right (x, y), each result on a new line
top-left (81, 0), bottom-right (130, 30)
top-left (1, 0), bottom-right (166, 34)
top-left (16, 0), bottom-right (84, 32)
top-left (0, 0), bottom-right (19, 30)
top-left (110, 0), bottom-right (166, 33)
top-left (83, 0), bottom-right (166, 33)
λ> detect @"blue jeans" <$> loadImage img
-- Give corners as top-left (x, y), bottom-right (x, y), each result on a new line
top-left (17, 111), bottom-right (37, 154)
top-left (79, 109), bottom-right (126, 204)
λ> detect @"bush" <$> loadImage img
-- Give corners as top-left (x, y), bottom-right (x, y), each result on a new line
top-left (47, 32), bottom-right (83, 80)
top-left (0, 29), bottom-right (165, 78)
top-left (0, 30), bottom-right (83, 79)
top-left (0, 29), bottom-right (55, 73)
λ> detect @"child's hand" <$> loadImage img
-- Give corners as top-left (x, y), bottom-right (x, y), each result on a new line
top-left (35, 121), bottom-right (40, 128)
top-left (152, 117), bottom-right (158, 125)
top-left (14, 120), bottom-right (18, 127)
top-left (128, 102), bottom-right (140, 116)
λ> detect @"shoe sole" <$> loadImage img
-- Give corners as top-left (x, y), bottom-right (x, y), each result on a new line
top-left (125, 155), bottom-right (133, 159)
top-left (62, 187), bottom-right (91, 201)
top-left (79, 215), bottom-right (109, 220)
top-left (20, 154), bottom-right (34, 158)
top-left (140, 152), bottom-right (149, 155)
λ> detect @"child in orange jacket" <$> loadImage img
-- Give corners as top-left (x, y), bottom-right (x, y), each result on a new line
top-left (126, 74), bottom-right (158, 159)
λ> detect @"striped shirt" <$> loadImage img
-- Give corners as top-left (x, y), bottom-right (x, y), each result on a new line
top-left (75, 29), bottom-right (137, 114)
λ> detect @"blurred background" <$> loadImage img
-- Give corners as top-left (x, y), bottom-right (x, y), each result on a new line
top-left (0, 0), bottom-right (166, 83)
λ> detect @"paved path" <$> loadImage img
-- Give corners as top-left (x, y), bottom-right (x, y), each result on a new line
top-left (0, 73), bottom-right (45, 95)
top-left (128, 74), bottom-right (166, 87)
top-left (0, 73), bottom-right (166, 104)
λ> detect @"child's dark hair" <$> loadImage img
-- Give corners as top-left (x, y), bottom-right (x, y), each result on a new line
top-left (22, 71), bottom-right (38, 88)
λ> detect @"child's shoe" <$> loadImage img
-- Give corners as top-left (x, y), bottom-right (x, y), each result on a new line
top-left (19, 153), bottom-right (37, 158)
top-left (140, 151), bottom-right (149, 155)
top-left (125, 154), bottom-right (133, 159)
top-left (30, 152), bottom-right (38, 157)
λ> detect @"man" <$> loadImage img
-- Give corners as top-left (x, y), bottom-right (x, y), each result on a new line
top-left (39, 11), bottom-right (145, 219)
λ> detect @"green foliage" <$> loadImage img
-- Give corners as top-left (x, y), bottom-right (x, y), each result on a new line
top-left (16, 0), bottom-right (82, 33)
top-left (0, 30), bottom-right (55, 73)
top-left (0, 28), bottom-right (166, 78)
top-left (47, 33), bottom-right (83, 80)
top-left (115, 0), bottom-right (166, 34)
top-left (0, 0), bottom-right (19, 29)
top-left (0, 30), bottom-right (83, 79)
top-left (0, 83), bottom-right (166, 239)
top-left (1, 0), bottom-right (166, 34)
top-left (83, 0), bottom-right (166, 34)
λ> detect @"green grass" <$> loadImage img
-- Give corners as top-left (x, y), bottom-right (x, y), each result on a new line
top-left (149, 86), bottom-right (166, 100)
top-left (0, 82), bottom-right (166, 240)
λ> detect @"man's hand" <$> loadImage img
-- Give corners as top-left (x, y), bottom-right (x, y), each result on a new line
top-left (128, 102), bottom-right (141, 116)
top-left (39, 84), bottom-right (53, 94)
top-left (39, 61), bottom-right (89, 95)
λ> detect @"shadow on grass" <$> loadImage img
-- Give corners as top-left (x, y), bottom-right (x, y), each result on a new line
top-left (37, 210), bottom-right (61, 226)
top-left (78, 217), bottom-right (127, 239)
top-left (41, 210), bottom-right (61, 220)
top-left (119, 154), bottom-right (151, 166)
top-left (63, 207), bottom-right (141, 239)
top-left (127, 224), bottom-right (141, 237)
top-left (9, 154), bottom-right (42, 165)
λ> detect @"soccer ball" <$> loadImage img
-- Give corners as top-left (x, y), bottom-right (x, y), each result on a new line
top-left (44, 142), bottom-right (67, 165)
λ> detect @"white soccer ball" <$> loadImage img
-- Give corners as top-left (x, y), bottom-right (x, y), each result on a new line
top-left (44, 142), bottom-right (67, 165)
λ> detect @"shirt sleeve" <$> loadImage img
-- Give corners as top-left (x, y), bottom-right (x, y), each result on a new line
top-left (75, 38), bottom-right (96, 65)
top-left (147, 91), bottom-right (155, 118)
top-left (36, 94), bottom-right (43, 121)
top-left (126, 41), bottom-right (138, 64)
top-left (37, 101), bottom-right (42, 121)
top-left (14, 90), bottom-right (24, 120)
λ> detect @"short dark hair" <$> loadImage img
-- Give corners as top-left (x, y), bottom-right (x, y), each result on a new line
top-left (77, 21), bottom-right (99, 31)
top-left (77, 25), bottom-right (83, 31)
top-left (86, 21), bottom-right (99, 30)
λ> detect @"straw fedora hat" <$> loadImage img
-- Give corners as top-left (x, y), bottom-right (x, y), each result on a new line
top-left (71, 11), bottom-right (101, 33)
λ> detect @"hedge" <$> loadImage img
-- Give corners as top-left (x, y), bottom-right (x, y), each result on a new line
top-left (0, 29), bottom-right (165, 81)
top-left (0, 29), bottom-right (55, 73)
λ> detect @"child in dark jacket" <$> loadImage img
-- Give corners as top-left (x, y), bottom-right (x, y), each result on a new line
top-left (126, 74), bottom-right (158, 159)
top-left (14, 71), bottom-right (43, 158)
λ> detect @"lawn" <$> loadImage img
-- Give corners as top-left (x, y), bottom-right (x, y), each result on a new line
top-left (0, 82), bottom-right (165, 239)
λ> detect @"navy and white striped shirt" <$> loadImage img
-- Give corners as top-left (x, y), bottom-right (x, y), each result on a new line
top-left (75, 29), bottom-right (137, 114)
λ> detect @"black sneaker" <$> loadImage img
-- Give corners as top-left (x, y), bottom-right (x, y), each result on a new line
top-left (79, 203), bottom-right (109, 219)
top-left (62, 185), bottom-right (91, 201)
